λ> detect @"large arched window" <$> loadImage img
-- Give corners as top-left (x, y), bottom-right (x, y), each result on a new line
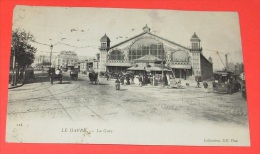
top-left (129, 38), bottom-right (165, 61)
top-left (109, 50), bottom-right (124, 60)
top-left (172, 50), bottom-right (189, 62)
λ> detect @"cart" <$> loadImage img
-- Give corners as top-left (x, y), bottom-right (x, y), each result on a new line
top-left (49, 68), bottom-right (62, 84)
top-left (70, 69), bottom-right (78, 80)
top-left (89, 72), bottom-right (99, 84)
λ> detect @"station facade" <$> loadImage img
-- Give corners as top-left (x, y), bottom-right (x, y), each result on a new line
top-left (99, 25), bottom-right (213, 80)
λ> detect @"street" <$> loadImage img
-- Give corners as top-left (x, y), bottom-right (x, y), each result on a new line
top-left (7, 71), bottom-right (248, 126)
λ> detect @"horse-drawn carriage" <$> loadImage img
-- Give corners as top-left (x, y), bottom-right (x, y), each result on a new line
top-left (48, 68), bottom-right (62, 84)
top-left (70, 68), bottom-right (79, 80)
top-left (88, 72), bottom-right (99, 84)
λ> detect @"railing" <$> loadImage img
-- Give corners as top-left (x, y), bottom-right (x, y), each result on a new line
top-left (170, 61), bottom-right (191, 65)
top-left (107, 60), bottom-right (125, 63)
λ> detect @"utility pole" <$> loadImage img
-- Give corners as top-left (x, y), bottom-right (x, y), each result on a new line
top-left (161, 43), bottom-right (164, 87)
top-left (50, 45), bottom-right (53, 67)
top-left (11, 44), bottom-right (16, 86)
top-left (225, 54), bottom-right (228, 71)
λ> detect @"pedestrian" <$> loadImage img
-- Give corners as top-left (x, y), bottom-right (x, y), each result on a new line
top-left (196, 79), bottom-right (200, 88)
top-left (94, 73), bottom-right (99, 84)
top-left (131, 74), bottom-right (134, 84)
top-left (150, 76), bottom-right (153, 86)
top-left (115, 78), bottom-right (120, 90)
top-left (134, 75), bottom-right (139, 84)
top-left (126, 75), bottom-right (130, 85)
top-left (167, 74), bottom-right (170, 86)
top-left (203, 81), bottom-right (209, 93)
top-left (163, 74), bottom-right (168, 86)
top-left (228, 77), bottom-right (233, 95)
top-left (120, 75), bottom-right (124, 85)
top-left (106, 73), bottom-right (109, 81)
top-left (139, 75), bottom-right (143, 87)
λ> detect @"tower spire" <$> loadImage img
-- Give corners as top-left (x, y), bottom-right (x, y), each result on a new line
top-left (143, 24), bottom-right (151, 33)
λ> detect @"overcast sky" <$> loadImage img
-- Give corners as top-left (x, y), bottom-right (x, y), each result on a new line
top-left (13, 5), bottom-right (243, 70)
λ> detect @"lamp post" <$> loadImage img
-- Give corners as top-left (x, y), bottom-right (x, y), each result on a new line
top-left (50, 44), bottom-right (53, 67)
top-left (161, 43), bottom-right (164, 87)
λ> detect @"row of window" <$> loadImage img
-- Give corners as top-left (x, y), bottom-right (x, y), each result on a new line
top-left (106, 38), bottom-right (197, 63)
top-left (192, 43), bottom-right (200, 49)
top-left (108, 50), bottom-right (191, 62)
top-left (109, 50), bottom-right (165, 61)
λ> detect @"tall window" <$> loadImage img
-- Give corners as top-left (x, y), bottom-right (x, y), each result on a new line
top-left (101, 43), bottom-right (106, 48)
top-left (129, 38), bottom-right (165, 61)
top-left (109, 50), bottom-right (124, 60)
top-left (172, 51), bottom-right (189, 62)
top-left (192, 42), bottom-right (198, 49)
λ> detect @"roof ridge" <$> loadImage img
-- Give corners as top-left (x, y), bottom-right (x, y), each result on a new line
top-left (149, 33), bottom-right (189, 50)
top-left (109, 32), bottom-right (189, 50)
top-left (109, 32), bottom-right (146, 49)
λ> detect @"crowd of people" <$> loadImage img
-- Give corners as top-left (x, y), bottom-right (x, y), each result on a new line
top-left (104, 71), bottom-right (188, 90)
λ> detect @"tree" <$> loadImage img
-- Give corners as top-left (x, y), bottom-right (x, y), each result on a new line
top-left (10, 29), bottom-right (37, 71)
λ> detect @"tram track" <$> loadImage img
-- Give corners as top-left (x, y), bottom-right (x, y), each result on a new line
top-left (8, 82), bottom-right (46, 94)
top-left (8, 79), bottom-right (105, 121)
top-left (58, 81), bottom-right (105, 121)
top-left (8, 80), bottom-right (82, 103)
top-left (44, 84), bottom-right (74, 121)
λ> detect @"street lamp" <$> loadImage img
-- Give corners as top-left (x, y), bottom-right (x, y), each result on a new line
top-left (161, 43), bottom-right (164, 87)
top-left (50, 44), bottom-right (53, 67)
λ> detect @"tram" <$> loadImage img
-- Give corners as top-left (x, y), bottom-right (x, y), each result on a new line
top-left (212, 71), bottom-right (240, 94)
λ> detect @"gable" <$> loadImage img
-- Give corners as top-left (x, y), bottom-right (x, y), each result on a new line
top-left (109, 32), bottom-right (189, 52)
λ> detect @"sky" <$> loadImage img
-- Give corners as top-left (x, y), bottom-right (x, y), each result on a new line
top-left (12, 6), bottom-right (243, 70)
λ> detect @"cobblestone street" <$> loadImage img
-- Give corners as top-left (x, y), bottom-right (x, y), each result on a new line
top-left (7, 71), bottom-right (248, 126)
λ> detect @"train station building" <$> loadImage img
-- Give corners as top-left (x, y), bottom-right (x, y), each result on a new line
top-left (99, 25), bottom-right (213, 80)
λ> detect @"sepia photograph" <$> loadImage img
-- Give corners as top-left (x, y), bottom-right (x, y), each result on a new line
top-left (6, 6), bottom-right (249, 146)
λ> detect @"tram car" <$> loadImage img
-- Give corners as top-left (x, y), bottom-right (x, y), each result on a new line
top-left (212, 71), bottom-right (240, 94)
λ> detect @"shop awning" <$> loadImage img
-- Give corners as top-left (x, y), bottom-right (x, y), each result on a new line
top-left (104, 63), bottom-right (132, 67)
top-left (127, 66), bottom-right (145, 71)
top-left (147, 66), bottom-right (162, 71)
top-left (170, 64), bottom-right (192, 69)
top-left (147, 66), bottom-right (170, 71)
top-left (128, 66), bottom-right (171, 72)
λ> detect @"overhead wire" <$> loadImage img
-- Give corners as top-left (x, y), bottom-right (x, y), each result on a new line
top-left (203, 48), bottom-right (226, 69)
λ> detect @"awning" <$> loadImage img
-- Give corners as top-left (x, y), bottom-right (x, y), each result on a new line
top-left (128, 66), bottom-right (171, 72)
top-left (147, 66), bottom-right (169, 71)
top-left (104, 63), bottom-right (132, 67)
top-left (127, 66), bottom-right (145, 71)
top-left (170, 64), bottom-right (191, 69)
top-left (148, 66), bottom-right (162, 71)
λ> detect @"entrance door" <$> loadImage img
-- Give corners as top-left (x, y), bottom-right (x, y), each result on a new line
top-left (175, 69), bottom-right (180, 78)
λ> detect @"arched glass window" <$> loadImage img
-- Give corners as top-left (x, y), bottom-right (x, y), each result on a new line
top-left (129, 38), bottom-right (165, 61)
top-left (172, 50), bottom-right (189, 62)
top-left (109, 50), bottom-right (124, 60)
